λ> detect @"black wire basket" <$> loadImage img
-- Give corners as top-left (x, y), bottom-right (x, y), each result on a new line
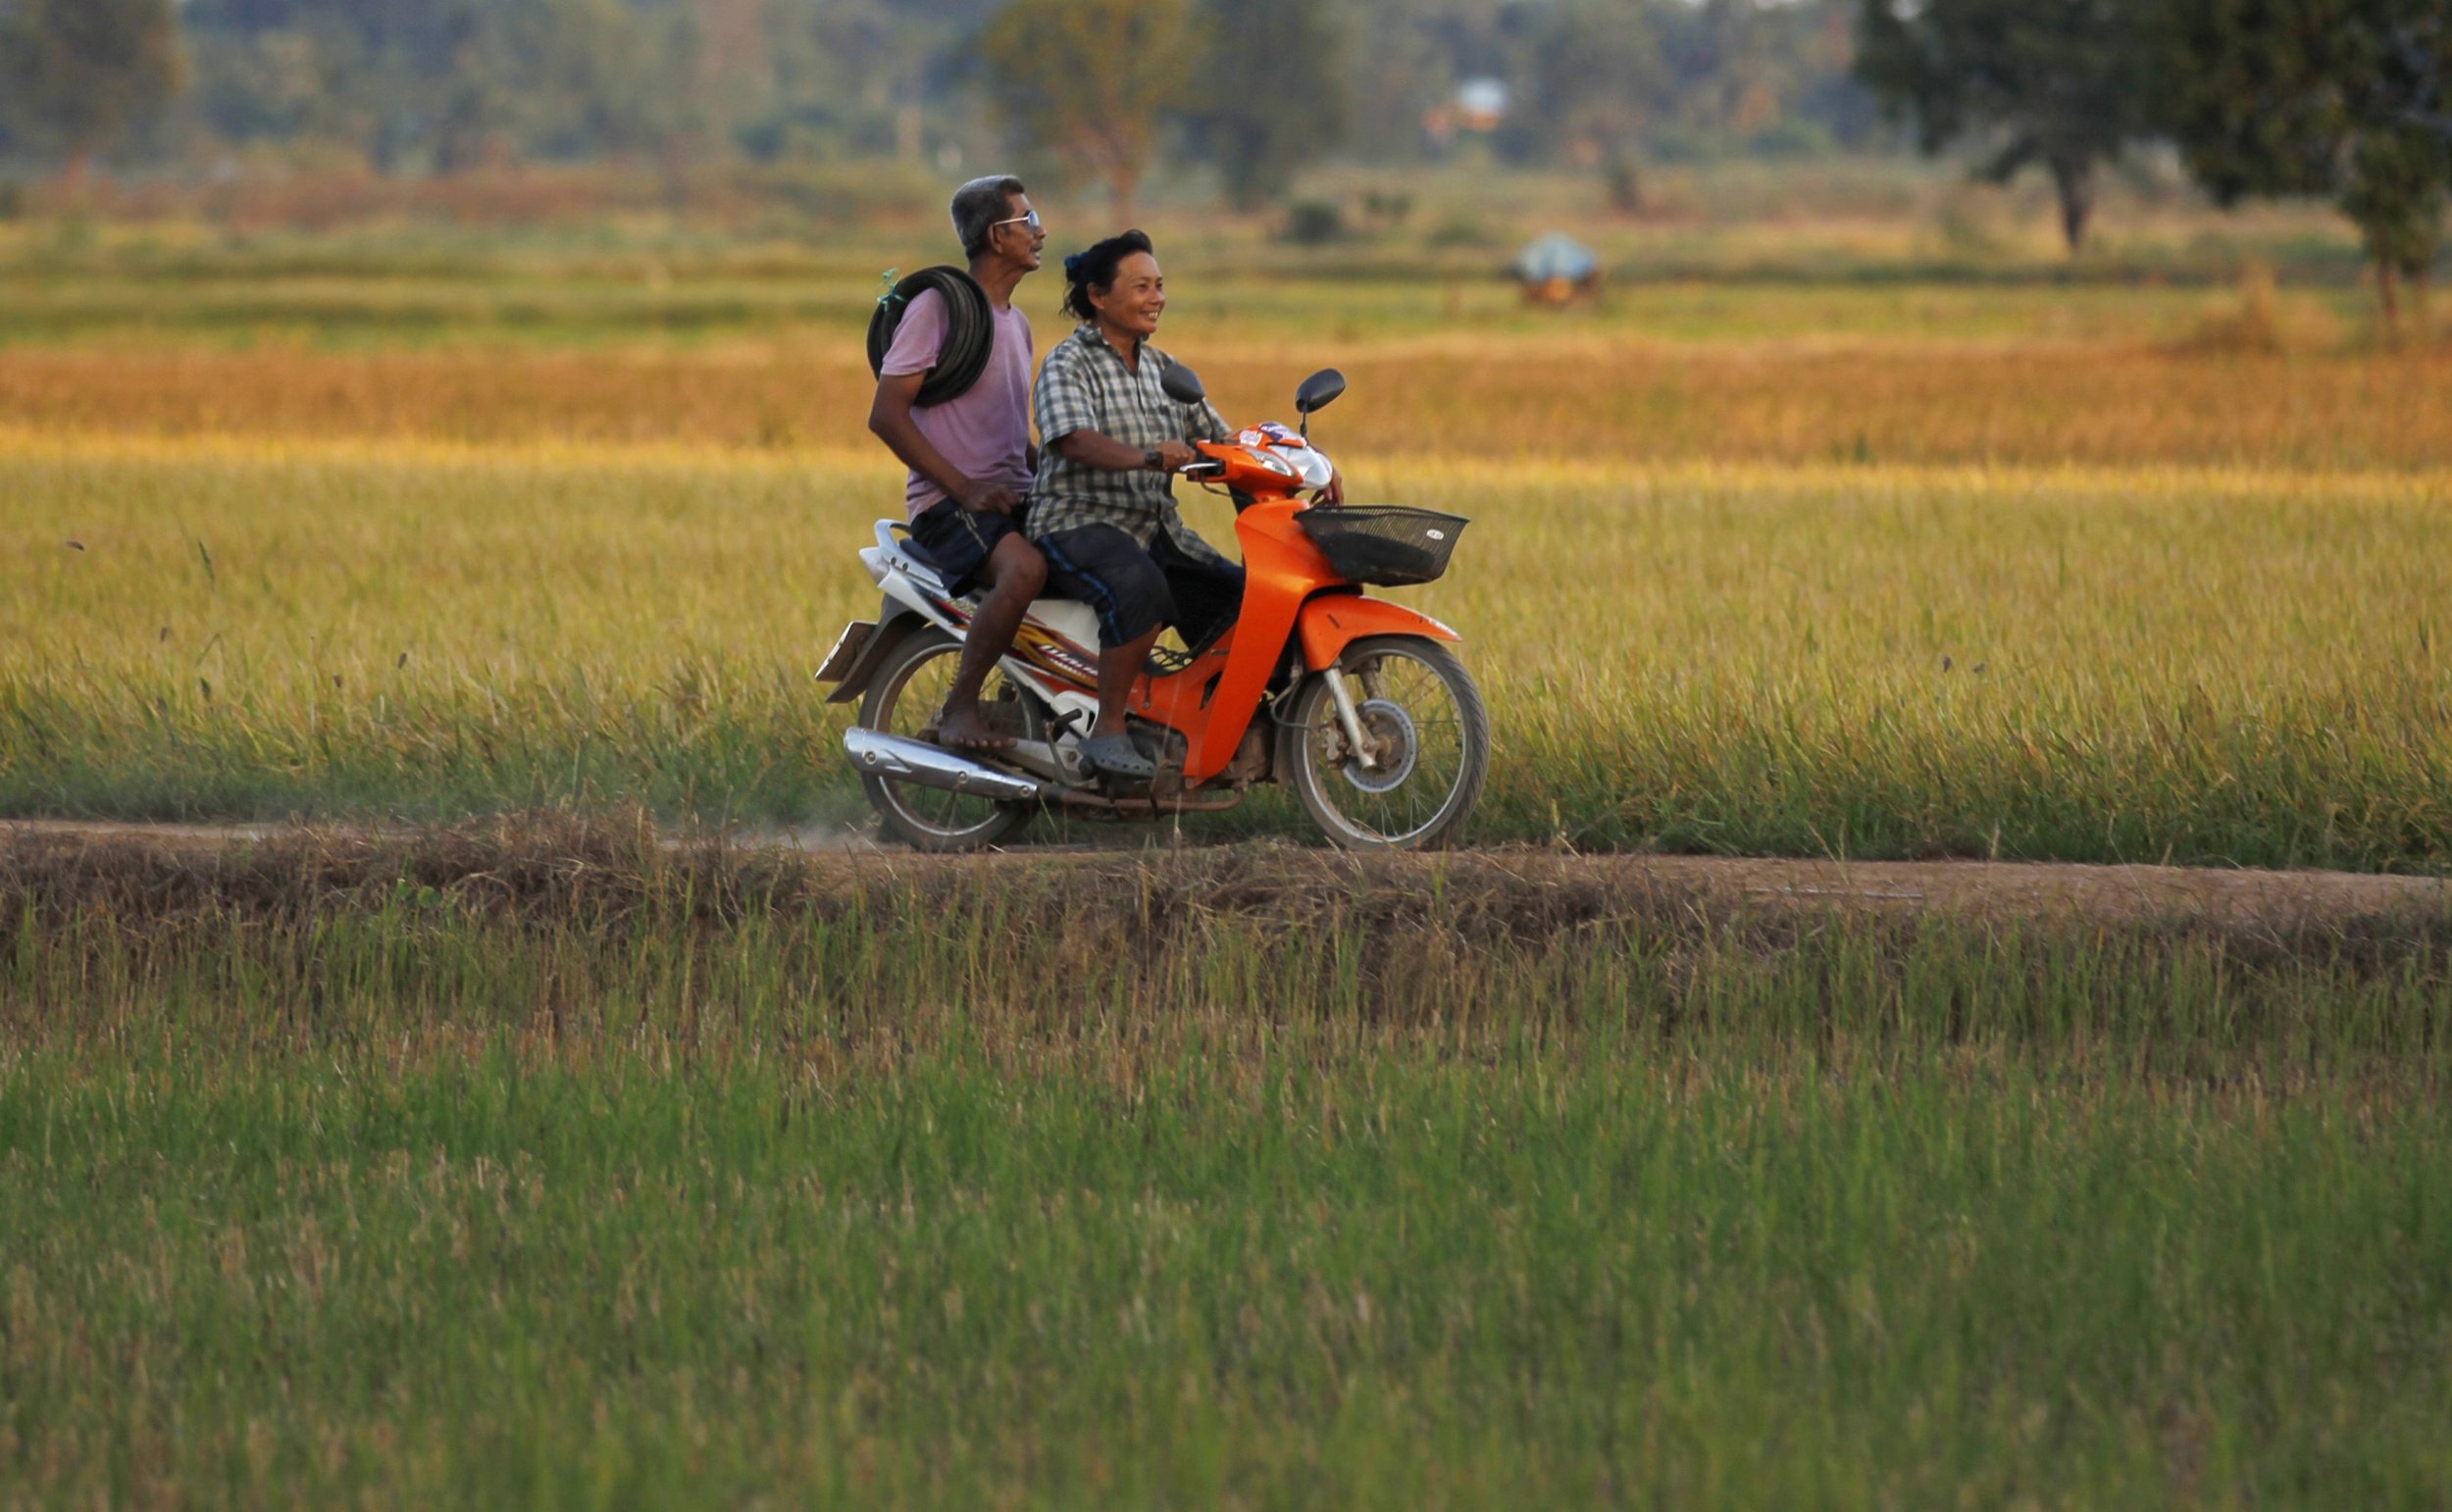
top-left (1296, 507), bottom-right (1470, 587)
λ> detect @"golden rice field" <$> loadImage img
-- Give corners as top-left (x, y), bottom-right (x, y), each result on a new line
top-left (8, 428), bottom-right (2448, 865)
top-left (4, 247), bottom-right (2449, 859)
top-left (6, 342), bottom-right (2452, 469)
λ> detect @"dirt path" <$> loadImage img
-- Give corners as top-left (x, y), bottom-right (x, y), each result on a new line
top-left (7, 818), bottom-right (2444, 933)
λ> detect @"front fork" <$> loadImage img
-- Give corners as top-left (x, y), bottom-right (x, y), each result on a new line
top-left (1320, 665), bottom-right (1380, 772)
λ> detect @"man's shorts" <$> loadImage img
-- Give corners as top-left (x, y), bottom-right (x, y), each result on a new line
top-left (908, 499), bottom-right (1029, 598)
top-left (1037, 524), bottom-right (1246, 651)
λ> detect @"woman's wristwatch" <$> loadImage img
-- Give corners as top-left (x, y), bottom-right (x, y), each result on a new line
top-left (1142, 448), bottom-right (1165, 472)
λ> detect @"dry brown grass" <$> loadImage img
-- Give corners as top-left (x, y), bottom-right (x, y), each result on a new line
top-left (6, 343), bottom-right (2447, 468)
top-left (9, 816), bottom-right (2445, 1007)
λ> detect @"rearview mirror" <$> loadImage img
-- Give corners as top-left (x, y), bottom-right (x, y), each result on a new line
top-left (1160, 363), bottom-right (1207, 405)
top-left (1294, 369), bottom-right (1347, 415)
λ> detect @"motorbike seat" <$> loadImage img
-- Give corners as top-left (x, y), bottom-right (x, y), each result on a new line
top-left (865, 521), bottom-right (1111, 669)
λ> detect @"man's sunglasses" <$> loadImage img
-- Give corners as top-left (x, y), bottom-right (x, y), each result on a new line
top-left (992, 210), bottom-right (1043, 231)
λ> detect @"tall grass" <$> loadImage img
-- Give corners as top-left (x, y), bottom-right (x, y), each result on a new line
top-left (6, 440), bottom-right (2448, 867)
top-left (3, 824), bottom-right (2449, 1506)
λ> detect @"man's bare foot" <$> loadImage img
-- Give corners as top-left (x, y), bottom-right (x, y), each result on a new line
top-left (936, 704), bottom-right (1015, 752)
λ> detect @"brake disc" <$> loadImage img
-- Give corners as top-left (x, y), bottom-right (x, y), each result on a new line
top-left (1339, 699), bottom-right (1420, 794)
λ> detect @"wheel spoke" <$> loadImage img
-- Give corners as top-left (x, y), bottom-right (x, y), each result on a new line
top-left (1304, 643), bottom-right (1482, 846)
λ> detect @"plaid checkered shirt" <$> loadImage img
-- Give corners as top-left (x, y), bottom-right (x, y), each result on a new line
top-left (1029, 325), bottom-right (1236, 568)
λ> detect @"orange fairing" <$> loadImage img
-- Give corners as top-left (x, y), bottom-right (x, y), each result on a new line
top-left (1129, 493), bottom-right (1326, 782)
top-left (1297, 592), bottom-right (1461, 671)
top-left (1135, 452), bottom-right (1464, 784)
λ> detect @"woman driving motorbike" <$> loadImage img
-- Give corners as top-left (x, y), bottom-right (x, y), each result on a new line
top-left (1029, 230), bottom-right (1338, 780)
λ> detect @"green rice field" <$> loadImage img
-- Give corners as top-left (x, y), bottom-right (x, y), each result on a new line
top-left (2, 827), bottom-right (2449, 1505)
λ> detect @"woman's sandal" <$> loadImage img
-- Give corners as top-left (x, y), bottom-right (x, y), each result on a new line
top-left (1078, 731), bottom-right (1155, 781)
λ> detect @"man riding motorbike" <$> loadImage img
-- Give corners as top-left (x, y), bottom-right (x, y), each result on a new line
top-left (865, 175), bottom-right (1048, 753)
top-left (1028, 229), bottom-right (1342, 779)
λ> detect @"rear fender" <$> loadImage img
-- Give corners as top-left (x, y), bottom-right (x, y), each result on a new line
top-left (822, 601), bottom-right (931, 705)
top-left (1296, 592), bottom-right (1461, 671)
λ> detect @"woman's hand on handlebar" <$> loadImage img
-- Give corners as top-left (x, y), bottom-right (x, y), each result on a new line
top-left (1318, 469), bottom-right (1347, 506)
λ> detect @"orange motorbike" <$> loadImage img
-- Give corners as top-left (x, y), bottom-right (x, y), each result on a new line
top-left (818, 367), bottom-right (1488, 851)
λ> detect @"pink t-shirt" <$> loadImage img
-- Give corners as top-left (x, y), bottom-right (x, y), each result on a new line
top-left (880, 289), bottom-right (1035, 520)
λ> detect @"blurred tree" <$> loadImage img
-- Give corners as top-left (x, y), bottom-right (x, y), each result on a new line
top-left (1665, 0), bottom-right (1793, 149)
top-left (0, 0), bottom-right (187, 191)
top-left (124, 0), bottom-right (1888, 181)
top-left (1513, 0), bottom-right (1665, 208)
top-left (1505, 0), bottom-right (1868, 167)
top-left (492, 0), bottom-right (695, 162)
top-left (757, 0), bottom-right (966, 162)
top-left (432, 5), bottom-right (509, 171)
top-left (184, 0), bottom-right (700, 171)
top-left (1855, 0), bottom-right (2154, 252)
top-left (185, 22), bottom-right (375, 150)
top-left (979, 0), bottom-right (1196, 222)
top-left (2162, 0), bottom-right (2451, 331)
top-left (1182, 0), bottom-right (1350, 209)
top-left (186, 0), bottom-right (485, 170)
top-left (1332, 4), bottom-right (1446, 162)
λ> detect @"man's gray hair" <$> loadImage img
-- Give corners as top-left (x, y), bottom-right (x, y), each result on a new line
top-left (951, 175), bottom-right (1027, 257)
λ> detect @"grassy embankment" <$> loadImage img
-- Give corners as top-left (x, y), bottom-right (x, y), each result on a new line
top-left (2, 821), bottom-right (2449, 1505)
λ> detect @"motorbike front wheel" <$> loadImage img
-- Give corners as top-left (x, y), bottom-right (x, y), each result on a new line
top-left (856, 628), bottom-right (1038, 852)
top-left (1280, 635), bottom-right (1490, 851)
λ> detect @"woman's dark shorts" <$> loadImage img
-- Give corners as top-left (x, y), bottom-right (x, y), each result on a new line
top-left (1036, 524), bottom-right (1246, 651)
top-left (908, 499), bottom-right (1030, 598)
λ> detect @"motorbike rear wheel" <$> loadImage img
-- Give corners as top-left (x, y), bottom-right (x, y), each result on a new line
top-left (1281, 635), bottom-right (1489, 851)
top-left (856, 628), bottom-right (1038, 852)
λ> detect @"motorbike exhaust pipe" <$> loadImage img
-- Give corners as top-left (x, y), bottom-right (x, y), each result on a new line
top-left (843, 728), bottom-right (1045, 802)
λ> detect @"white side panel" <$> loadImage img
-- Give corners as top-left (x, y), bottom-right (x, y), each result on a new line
top-left (1024, 599), bottom-right (1100, 650)
top-left (859, 521), bottom-right (1101, 739)
top-left (876, 568), bottom-right (958, 630)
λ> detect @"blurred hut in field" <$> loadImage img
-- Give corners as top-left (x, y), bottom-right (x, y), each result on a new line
top-left (1512, 232), bottom-right (1601, 307)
